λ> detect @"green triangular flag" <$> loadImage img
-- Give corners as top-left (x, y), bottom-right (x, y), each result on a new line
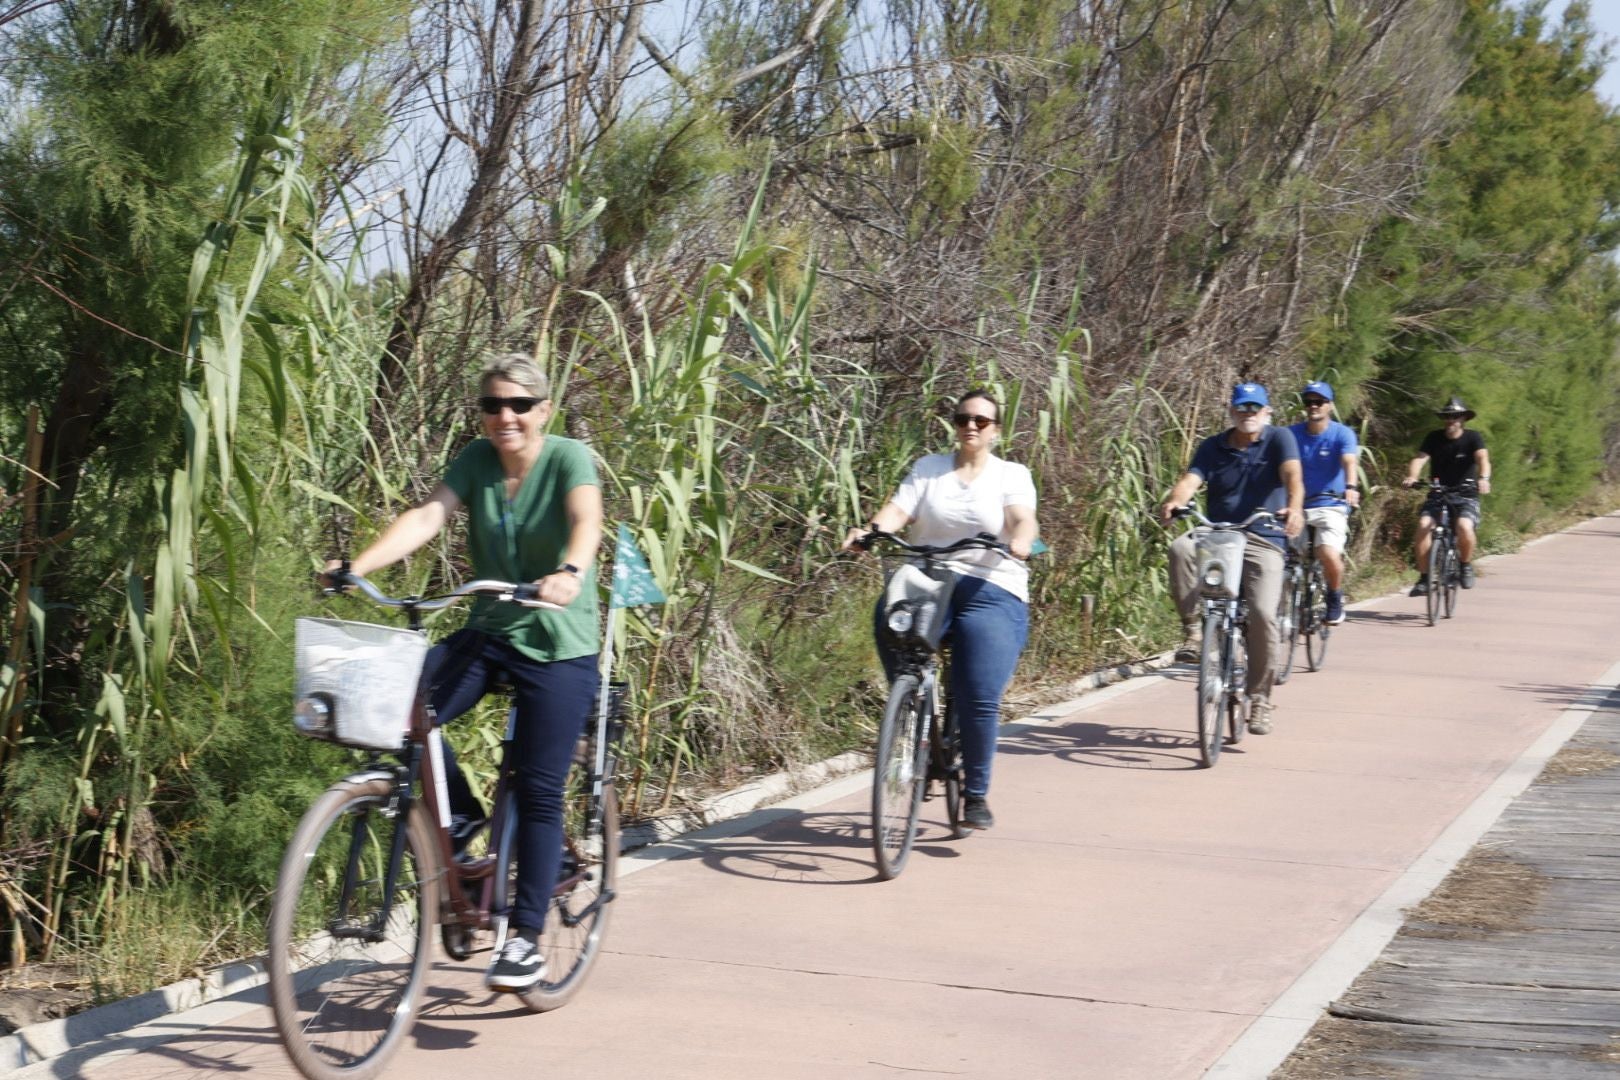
top-left (609, 524), bottom-right (666, 609)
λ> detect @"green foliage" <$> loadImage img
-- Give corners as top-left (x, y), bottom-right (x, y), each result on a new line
top-left (1313, 0), bottom-right (1620, 533)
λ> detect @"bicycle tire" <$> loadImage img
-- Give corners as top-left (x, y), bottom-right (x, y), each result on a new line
top-left (1442, 546), bottom-right (1460, 619)
top-left (939, 706), bottom-right (968, 840)
top-left (1227, 629), bottom-right (1247, 745)
top-left (872, 673), bottom-right (927, 877)
top-left (1306, 566), bottom-right (1331, 671)
top-left (1425, 537), bottom-right (1444, 626)
top-left (267, 777), bottom-right (435, 1080)
top-left (515, 770), bottom-right (619, 1012)
top-left (1195, 610), bottom-right (1226, 768)
top-left (1276, 567), bottom-right (1301, 685)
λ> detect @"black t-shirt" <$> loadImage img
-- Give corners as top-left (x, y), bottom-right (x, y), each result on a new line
top-left (1419, 428), bottom-right (1486, 486)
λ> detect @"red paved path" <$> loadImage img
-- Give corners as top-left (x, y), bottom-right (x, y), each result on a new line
top-left (25, 515), bottom-right (1620, 1079)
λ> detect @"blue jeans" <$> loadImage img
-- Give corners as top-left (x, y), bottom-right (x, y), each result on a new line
top-left (424, 630), bottom-right (598, 934)
top-left (874, 575), bottom-right (1029, 797)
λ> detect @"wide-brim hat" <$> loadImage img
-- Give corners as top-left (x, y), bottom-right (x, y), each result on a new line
top-left (1435, 396), bottom-right (1475, 421)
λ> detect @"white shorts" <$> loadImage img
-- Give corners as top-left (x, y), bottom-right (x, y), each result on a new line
top-left (1303, 506), bottom-right (1349, 553)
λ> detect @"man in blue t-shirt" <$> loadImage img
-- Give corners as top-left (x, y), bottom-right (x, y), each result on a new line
top-left (1287, 381), bottom-right (1361, 624)
top-left (1160, 383), bottom-right (1303, 735)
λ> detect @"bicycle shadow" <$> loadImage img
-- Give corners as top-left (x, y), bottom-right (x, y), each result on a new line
top-left (653, 807), bottom-right (966, 886)
top-left (1343, 608), bottom-right (1428, 625)
top-left (998, 719), bottom-right (1230, 771)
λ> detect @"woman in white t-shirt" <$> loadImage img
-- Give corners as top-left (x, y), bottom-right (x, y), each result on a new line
top-left (842, 390), bottom-right (1039, 830)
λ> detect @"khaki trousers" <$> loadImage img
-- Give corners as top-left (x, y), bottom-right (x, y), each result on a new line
top-left (1169, 530), bottom-right (1285, 701)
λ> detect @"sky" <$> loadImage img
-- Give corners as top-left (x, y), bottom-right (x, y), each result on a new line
top-left (1543, 0), bottom-right (1620, 103)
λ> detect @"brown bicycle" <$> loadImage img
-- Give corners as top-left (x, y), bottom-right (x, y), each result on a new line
top-left (267, 573), bottom-right (622, 1080)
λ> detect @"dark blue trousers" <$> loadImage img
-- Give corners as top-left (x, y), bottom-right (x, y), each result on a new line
top-left (424, 630), bottom-right (597, 934)
top-left (875, 575), bottom-right (1029, 797)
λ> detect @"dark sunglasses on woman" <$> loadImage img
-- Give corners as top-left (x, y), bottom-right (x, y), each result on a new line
top-left (479, 396), bottom-right (544, 415)
top-left (953, 413), bottom-right (995, 430)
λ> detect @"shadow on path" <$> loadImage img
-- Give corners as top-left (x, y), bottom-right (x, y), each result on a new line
top-left (665, 809), bottom-right (968, 886)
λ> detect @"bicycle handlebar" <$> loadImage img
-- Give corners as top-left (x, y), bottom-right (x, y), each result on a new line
top-left (1414, 479), bottom-right (1479, 494)
top-left (853, 528), bottom-right (1017, 560)
top-left (323, 571), bottom-right (564, 611)
top-left (1169, 506), bottom-right (1279, 531)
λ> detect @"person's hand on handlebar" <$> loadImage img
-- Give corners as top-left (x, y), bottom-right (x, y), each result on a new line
top-left (841, 525), bottom-right (876, 553)
top-left (534, 567), bottom-right (583, 607)
top-left (318, 559), bottom-right (353, 592)
top-left (1281, 505), bottom-right (1303, 539)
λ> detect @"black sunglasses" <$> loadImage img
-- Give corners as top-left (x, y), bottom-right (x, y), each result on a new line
top-left (953, 413), bottom-right (996, 430)
top-left (1303, 398), bottom-right (1329, 407)
top-left (479, 395), bottom-right (544, 415)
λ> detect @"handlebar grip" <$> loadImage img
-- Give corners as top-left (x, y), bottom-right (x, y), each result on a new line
top-left (512, 582), bottom-right (540, 602)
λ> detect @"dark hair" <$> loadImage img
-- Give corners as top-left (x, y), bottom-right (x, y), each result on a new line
top-left (956, 388), bottom-right (1001, 423)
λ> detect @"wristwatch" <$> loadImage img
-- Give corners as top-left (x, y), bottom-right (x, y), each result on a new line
top-left (559, 563), bottom-right (582, 577)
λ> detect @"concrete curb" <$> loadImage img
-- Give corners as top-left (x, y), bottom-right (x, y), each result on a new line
top-left (0, 960), bottom-right (265, 1074)
top-left (0, 649), bottom-right (1178, 1076)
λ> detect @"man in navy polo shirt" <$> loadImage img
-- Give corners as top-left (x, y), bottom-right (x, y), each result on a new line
top-left (1159, 382), bottom-right (1303, 735)
top-left (1288, 381), bottom-right (1361, 624)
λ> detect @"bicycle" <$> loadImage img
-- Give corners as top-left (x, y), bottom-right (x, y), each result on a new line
top-left (856, 530), bottom-right (1012, 879)
top-left (1276, 520), bottom-right (1335, 682)
top-left (1416, 480), bottom-right (1473, 626)
top-left (267, 573), bottom-right (623, 1080)
top-left (1171, 506), bottom-right (1281, 768)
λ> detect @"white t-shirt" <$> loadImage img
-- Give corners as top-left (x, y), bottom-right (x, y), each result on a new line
top-left (889, 453), bottom-right (1037, 602)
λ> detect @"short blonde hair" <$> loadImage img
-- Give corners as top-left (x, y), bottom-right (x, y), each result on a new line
top-left (478, 352), bottom-right (550, 400)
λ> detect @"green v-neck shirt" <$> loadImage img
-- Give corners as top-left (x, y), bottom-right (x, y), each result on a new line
top-left (444, 435), bottom-right (600, 663)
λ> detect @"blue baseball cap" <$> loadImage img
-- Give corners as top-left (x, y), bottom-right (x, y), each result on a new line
top-left (1230, 383), bottom-right (1269, 408)
top-left (1302, 381), bottom-right (1335, 402)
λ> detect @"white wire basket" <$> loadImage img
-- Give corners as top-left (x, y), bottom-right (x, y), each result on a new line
top-left (293, 618), bottom-right (429, 751)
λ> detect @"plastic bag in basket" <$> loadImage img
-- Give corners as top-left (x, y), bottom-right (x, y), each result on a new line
top-left (293, 618), bottom-right (429, 750)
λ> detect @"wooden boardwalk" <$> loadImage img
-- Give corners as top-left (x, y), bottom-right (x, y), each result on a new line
top-left (1277, 690), bottom-right (1620, 1078)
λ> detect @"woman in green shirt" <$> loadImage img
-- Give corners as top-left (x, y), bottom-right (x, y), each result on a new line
top-left (328, 353), bottom-right (602, 992)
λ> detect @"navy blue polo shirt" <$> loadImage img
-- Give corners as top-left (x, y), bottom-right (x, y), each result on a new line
top-left (1188, 425), bottom-right (1299, 547)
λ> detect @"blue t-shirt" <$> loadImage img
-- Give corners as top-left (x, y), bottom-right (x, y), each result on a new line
top-left (1188, 425), bottom-right (1300, 548)
top-left (1288, 420), bottom-right (1359, 509)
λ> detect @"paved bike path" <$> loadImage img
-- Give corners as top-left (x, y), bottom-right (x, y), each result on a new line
top-left (27, 514), bottom-right (1620, 1079)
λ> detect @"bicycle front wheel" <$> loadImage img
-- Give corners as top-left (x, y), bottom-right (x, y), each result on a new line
top-left (1306, 567), bottom-right (1331, 671)
top-left (514, 768), bottom-right (619, 1012)
top-left (1196, 610), bottom-right (1226, 768)
top-left (873, 673), bottom-right (927, 878)
top-left (1442, 547), bottom-right (1460, 619)
top-left (267, 778), bottom-right (436, 1080)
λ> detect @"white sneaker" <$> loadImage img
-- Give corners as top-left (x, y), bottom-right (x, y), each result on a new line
top-left (1247, 699), bottom-right (1274, 735)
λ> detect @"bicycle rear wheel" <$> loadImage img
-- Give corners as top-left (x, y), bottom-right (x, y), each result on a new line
top-left (873, 673), bottom-right (927, 877)
top-left (512, 764), bottom-right (619, 1012)
top-left (1306, 566), bottom-right (1331, 671)
top-left (1276, 569), bottom-right (1301, 685)
top-left (1442, 547), bottom-right (1460, 619)
top-left (1425, 539), bottom-right (1444, 626)
top-left (938, 706), bottom-right (968, 840)
top-left (1195, 610), bottom-right (1226, 768)
top-left (1227, 630), bottom-right (1247, 745)
top-left (268, 778), bottom-right (435, 1080)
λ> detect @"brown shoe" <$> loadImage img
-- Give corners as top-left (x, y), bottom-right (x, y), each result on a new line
top-left (1174, 626), bottom-right (1202, 663)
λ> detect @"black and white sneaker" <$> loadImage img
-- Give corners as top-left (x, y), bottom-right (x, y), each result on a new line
top-left (487, 931), bottom-right (546, 991)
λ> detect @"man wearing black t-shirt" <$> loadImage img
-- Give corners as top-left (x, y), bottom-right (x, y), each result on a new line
top-left (1402, 397), bottom-right (1491, 595)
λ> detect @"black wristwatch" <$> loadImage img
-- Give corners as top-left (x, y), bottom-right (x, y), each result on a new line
top-left (1345, 483), bottom-right (1361, 492)
top-left (559, 563), bottom-right (582, 578)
